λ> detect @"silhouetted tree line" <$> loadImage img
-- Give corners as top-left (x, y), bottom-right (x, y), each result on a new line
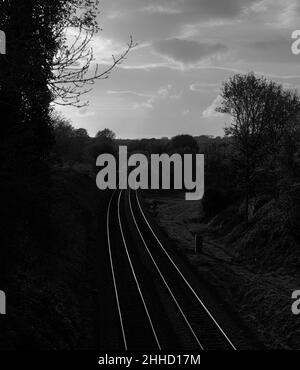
top-left (50, 116), bottom-right (116, 167)
top-left (0, 0), bottom-right (132, 292)
top-left (0, 1), bottom-right (61, 281)
top-left (51, 117), bottom-right (201, 166)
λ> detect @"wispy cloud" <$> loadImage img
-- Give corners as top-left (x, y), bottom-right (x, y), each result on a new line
top-left (153, 38), bottom-right (228, 65)
top-left (107, 90), bottom-right (152, 98)
top-left (190, 82), bottom-right (220, 92)
top-left (132, 84), bottom-right (181, 110)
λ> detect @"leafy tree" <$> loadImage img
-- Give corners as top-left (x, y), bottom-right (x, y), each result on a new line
top-left (171, 135), bottom-right (199, 152)
top-left (52, 114), bottom-right (92, 164)
top-left (96, 128), bottom-right (116, 141)
top-left (52, 113), bottom-right (75, 163)
top-left (217, 73), bottom-right (300, 223)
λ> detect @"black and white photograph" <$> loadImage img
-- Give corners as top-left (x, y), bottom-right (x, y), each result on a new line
top-left (1, 0), bottom-right (300, 361)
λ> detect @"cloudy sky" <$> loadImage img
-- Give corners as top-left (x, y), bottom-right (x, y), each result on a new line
top-left (58, 0), bottom-right (300, 138)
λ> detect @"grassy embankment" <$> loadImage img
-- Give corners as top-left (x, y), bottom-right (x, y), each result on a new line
top-left (142, 190), bottom-right (300, 349)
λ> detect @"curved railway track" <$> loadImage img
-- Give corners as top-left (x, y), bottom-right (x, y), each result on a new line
top-left (106, 189), bottom-right (241, 350)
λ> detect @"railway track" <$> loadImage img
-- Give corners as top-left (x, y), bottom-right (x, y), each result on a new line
top-left (106, 189), bottom-right (238, 350)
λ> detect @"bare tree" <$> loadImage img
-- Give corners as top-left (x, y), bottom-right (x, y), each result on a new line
top-left (50, 0), bottom-right (135, 107)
